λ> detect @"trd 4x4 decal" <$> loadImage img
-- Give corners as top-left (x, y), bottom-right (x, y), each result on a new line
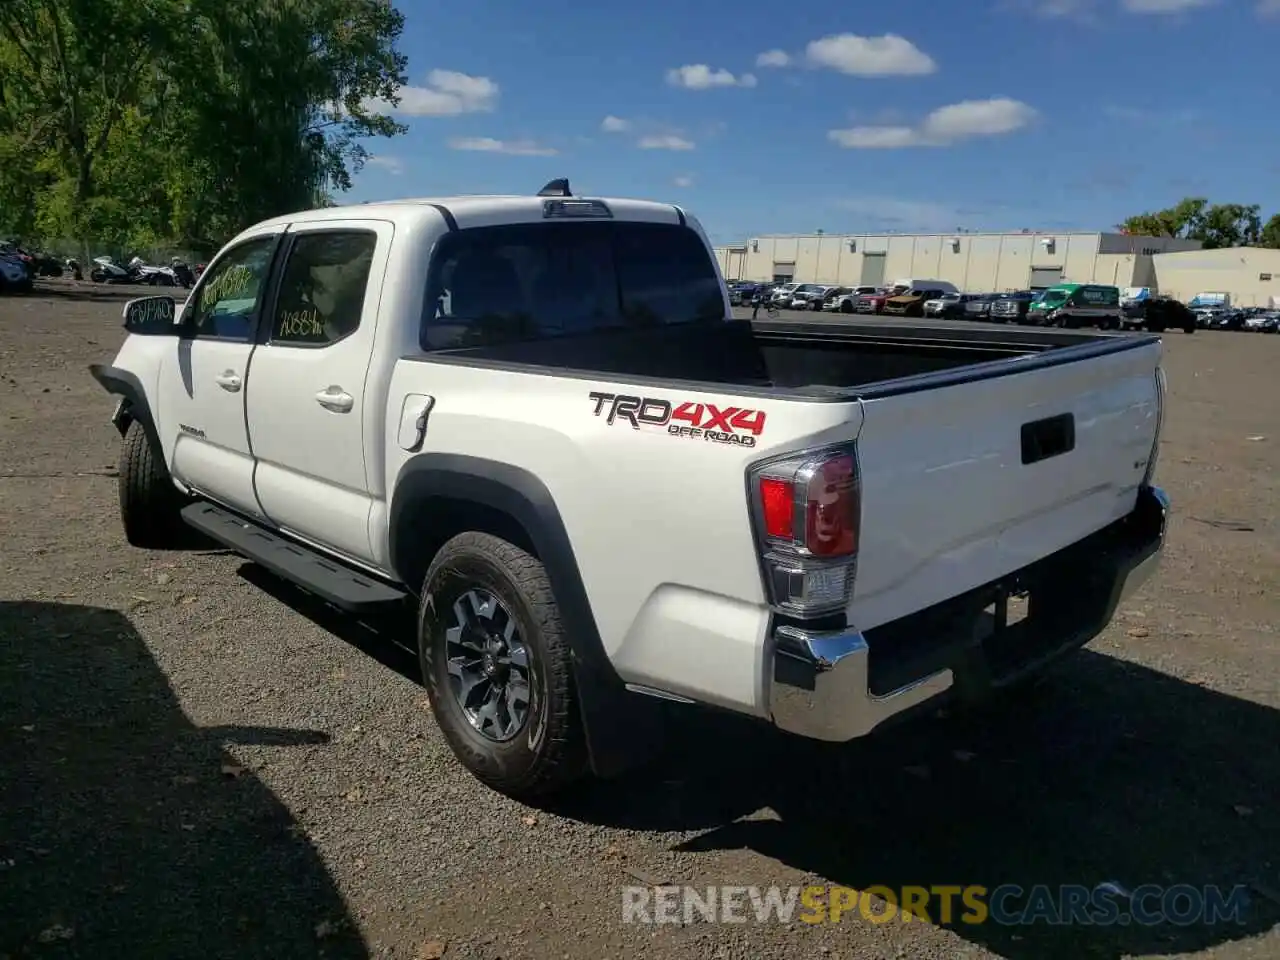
top-left (588, 392), bottom-right (766, 447)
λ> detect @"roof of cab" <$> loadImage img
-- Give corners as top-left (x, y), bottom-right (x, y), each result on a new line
top-left (250, 192), bottom-right (687, 232)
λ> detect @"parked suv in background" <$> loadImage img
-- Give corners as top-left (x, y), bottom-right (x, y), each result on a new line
top-left (989, 291), bottom-right (1036, 323)
top-left (924, 292), bottom-right (961, 317)
top-left (855, 286), bottom-right (905, 314)
top-left (1127, 297), bottom-right (1197, 334)
top-left (790, 283), bottom-right (839, 311)
top-left (770, 282), bottom-right (801, 305)
top-left (883, 286), bottom-right (950, 318)
top-left (824, 286), bottom-right (881, 314)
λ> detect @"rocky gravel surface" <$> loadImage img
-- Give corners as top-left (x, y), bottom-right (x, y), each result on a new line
top-left (2, 284), bottom-right (1277, 959)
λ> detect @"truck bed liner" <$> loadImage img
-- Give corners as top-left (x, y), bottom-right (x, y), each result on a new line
top-left (410, 317), bottom-right (1158, 401)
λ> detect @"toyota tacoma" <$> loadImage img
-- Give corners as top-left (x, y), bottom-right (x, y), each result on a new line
top-left (90, 180), bottom-right (1171, 800)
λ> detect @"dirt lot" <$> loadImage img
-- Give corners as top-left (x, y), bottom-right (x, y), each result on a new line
top-left (2, 284), bottom-right (1278, 960)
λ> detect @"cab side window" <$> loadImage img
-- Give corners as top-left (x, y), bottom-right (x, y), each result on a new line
top-left (187, 237), bottom-right (278, 341)
top-left (270, 231), bottom-right (377, 346)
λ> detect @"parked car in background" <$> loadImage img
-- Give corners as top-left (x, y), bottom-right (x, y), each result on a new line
top-left (858, 279), bottom-right (955, 315)
top-left (770, 282), bottom-right (801, 305)
top-left (1026, 283), bottom-right (1122, 329)
top-left (1243, 310), bottom-right (1279, 333)
top-left (989, 291), bottom-right (1036, 324)
top-left (854, 286), bottom-right (897, 314)
top-left (790, 283), bottom-right (840, 311)
top-left (824, 285), bottom-right (881, 314)
top-left (964, 294), bottom-right (999, 320)
top-left (1191, 307), bottom-right (1221, 329)
top-left (883, 285), bottom-right (953, 318)
top-left (0, 249), bottom-right (32, 293)
top-left (1122, 297), bottom-right (1196, 334)
top-left (924, 291), bottom-right (961, 317)
top-left (818, 286), bottom-right (853, 311)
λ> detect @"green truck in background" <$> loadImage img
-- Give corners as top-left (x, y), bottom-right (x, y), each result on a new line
top-left (1025, 282), bottom-right (1122, 329)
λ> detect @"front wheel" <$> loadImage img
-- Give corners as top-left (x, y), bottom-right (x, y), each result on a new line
top-left (90, 269), bottom-right (106, 283)
top-left (118, 419), bottom-right (189, 548)
top-left (419, 532), bottom-right (588, 800)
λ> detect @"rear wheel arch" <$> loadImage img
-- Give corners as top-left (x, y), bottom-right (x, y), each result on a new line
top-left (388, 454), bottom-right (651, 779)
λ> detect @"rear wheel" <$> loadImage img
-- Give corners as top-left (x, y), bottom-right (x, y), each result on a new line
top-left (419, 532), bottom-right (588, 800)
top-left (118, 418), bottom-right (189, 548)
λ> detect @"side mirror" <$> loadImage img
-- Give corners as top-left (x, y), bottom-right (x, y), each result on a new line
top-left (122, 295), bottom-right (178, 335)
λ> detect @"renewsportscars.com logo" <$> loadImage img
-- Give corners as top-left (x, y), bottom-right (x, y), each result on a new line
top-left (621, 884), bottom-right (1253, 927)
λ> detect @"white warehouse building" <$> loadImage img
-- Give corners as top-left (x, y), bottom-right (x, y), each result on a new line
top-left (1151, 247), bottom-right (1280, 307)
top-left (714, 231), bottom-right (1203, 293)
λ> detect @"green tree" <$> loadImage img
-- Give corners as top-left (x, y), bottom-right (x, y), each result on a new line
top-left (0, 0), bottom-right (407, 254)
top-left (0, 0), bottom-right (182, 252)
top-left (1191, 203), bottom-right (1261, 249)
top-left (160, 0), bottom-right (407, 251)
top-left (1118, 197), bottom-right (1207, 238)
top-left (1260, 213), bottom-right (1280, 250)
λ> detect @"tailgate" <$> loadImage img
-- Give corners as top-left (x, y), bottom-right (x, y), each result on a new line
top-left (850, 338), bottom-right (1162, 630)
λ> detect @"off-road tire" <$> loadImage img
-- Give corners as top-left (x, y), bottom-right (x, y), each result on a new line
top-left (419, 532), bottom-right (588, 800)
top-left (118, 419), bottom-right (188, 548)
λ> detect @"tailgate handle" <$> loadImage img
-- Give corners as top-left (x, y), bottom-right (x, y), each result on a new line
top-left (1021, 413), bottom-right (1075, 465)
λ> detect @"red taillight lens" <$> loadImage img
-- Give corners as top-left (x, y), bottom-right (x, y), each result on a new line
top-left (759, 477), bottom-right (795, 539)
top-left (803, 455), bottom-right (858, 557)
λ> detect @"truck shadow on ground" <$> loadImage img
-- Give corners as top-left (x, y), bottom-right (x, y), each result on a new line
top-left (0, 601), bottom-right (368, 959)
top-left (223, 566), bottom-right (1279, 959)
top-left (557, 651), bottom-right (1280, 960)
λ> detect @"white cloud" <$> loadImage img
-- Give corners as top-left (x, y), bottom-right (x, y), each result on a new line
top-left (828, 126), bottom-right (925, 149)
top-left (755, 49), bottom-right (791, 67)
top-left (446, 137), bottom-right (558, 156)
top-left (601, 115), bottom-right (631, 132)
top-left (805, 33), bottom-right (937, 76)
top-left (921, 98), bottom-right (1037, 138)
top-left (665, 64), bottom-right (757, 89)
top-left (638, 134), bottom-right (696, 150)
top-left (1122, 0), bottom-right (1215, 11)
top-left (673, 175), bottom-right (695, 188)
top-left (364, 156), bottom-right (404, 174)
top-left (363, 69), bottom-right (498, 117)
top-left (828, 97), bottom-right (1037, 148)
top-left (1260, 0), bottom-right (1280, 13)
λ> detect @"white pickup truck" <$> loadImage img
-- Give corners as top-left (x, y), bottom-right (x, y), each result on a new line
top-left (90, 179), bottom-right (1171, 800)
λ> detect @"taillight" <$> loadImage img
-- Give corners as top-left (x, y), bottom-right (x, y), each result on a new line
top-left (749, 445), bottom-right (861, 618)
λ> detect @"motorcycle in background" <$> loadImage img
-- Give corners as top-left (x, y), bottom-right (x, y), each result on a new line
top-left (169, 258), bottom-right (196, 288)
top-left (89, 256), bottom-right (133, 283)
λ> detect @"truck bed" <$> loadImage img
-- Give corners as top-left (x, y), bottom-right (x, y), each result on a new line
top-left (423, 317), bottom-right (1149, 399)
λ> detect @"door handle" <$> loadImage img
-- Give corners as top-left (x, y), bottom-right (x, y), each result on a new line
top-left (315, 386), bottom-right (354, 413)
top-left (214, 370), bottom-right (242, 392)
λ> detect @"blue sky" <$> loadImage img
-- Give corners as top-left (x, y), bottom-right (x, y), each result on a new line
top-left (348, 0), bottom-right (1279, 245)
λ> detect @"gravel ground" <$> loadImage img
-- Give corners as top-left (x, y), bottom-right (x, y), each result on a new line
top-left (2, 283), bottom-right (1278, 960)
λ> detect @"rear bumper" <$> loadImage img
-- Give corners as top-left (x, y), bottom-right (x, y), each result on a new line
top-left (769, 485), bottom-right (1170, 742)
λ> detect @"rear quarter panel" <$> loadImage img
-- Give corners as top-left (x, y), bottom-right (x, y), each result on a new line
top-left (381, 359), bottom-right (863, 713)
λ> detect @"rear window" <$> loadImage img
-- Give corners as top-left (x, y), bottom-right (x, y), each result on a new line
top-left (421, 221), bottom-right (724, 351)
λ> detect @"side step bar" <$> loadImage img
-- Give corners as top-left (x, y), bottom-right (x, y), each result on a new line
top-left (181, 502), bottom-right (408, 613)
